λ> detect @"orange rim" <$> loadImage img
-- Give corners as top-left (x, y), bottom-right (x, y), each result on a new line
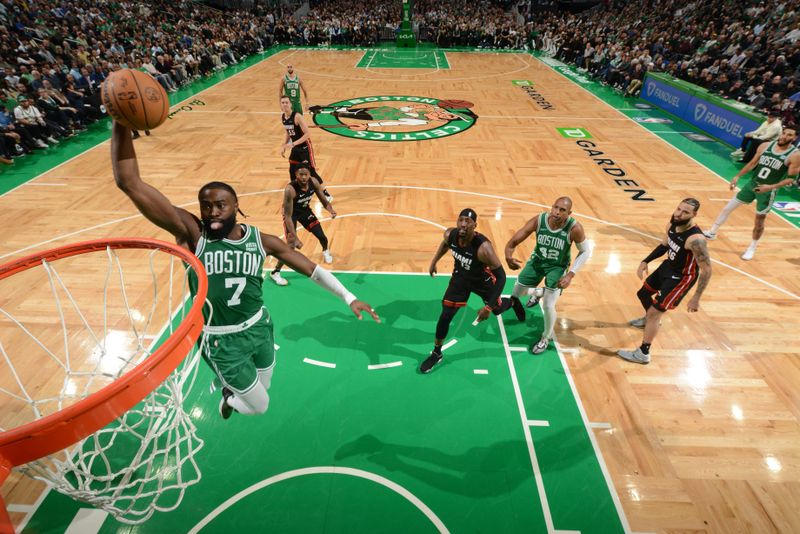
top-left (0, 238), bottom-right (207, 475)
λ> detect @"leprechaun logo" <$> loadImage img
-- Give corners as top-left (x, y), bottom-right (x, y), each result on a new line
top-left (310, 96), bottom-right (477, 142)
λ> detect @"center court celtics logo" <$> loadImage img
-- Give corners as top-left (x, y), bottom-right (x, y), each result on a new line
top-left (310, 96), bottom-right (477, 142)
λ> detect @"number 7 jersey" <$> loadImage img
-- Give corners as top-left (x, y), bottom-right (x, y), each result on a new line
top-left (193, 224), bottom-right (268, 326)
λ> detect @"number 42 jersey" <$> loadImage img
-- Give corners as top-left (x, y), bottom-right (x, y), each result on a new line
top-left (531, 212), bottom-right (576, 269)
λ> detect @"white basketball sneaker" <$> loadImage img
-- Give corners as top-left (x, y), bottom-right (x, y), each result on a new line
top-left (270, 272), bottom-right (288, 286)
top-left (530, 337), bottom-right (550, 354)
top-left (741, 246), bottom-right (756, 261)
top-left (617, 347), bottom-right (651, 364)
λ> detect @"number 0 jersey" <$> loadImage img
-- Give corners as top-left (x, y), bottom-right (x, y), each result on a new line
top-left (192, 224), bottom-right (267, 327)
top-left (751, 141), bottom-right (797, 186)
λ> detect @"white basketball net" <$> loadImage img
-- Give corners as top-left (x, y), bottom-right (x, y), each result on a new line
top-left (0, 245), bottom-right (209, 524)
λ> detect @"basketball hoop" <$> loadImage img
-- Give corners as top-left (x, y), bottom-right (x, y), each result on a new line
top-left (0, 238), bottom-right (209, 532)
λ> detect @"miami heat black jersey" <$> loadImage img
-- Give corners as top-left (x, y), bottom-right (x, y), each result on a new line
top-left (290, 180), bottom-right (315, 213)
top-left (282, 112), bottom-right (305, 145)
top-left (664, 223), bottom-right (704, 274)
top-left (448, 230), bottom-right (490, 281)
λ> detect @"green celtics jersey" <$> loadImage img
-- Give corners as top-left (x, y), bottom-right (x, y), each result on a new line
top-left (283, 74), bottom-right (301, 107)
top-left (192, 224), bottom-right (268, 327)
top-left (751, 141), bottom-right (797, 186)
top-left (531, 212), bottom-right (576, 267)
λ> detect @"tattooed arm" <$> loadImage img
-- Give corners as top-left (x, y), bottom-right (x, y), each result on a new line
top-left (686, 235), bottom-right (712, 312)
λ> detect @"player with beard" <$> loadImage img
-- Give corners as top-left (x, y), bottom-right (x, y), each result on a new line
top-left (501, 197), bottom-right (593, 355)
top-left (280, 96), bottom-right (331, 201)
top-left (419, 209), bottom-right (508, 374)
top-left (618, 199), bottom-right (712, 364)
top-left (110, 122), bottom-right (379, 420)
top-left (278, 63), bottom-right (308, 114)
top-left (704, 127), bottom-right (800, 260)
top-left (270, 164), bottom-right (336, 286)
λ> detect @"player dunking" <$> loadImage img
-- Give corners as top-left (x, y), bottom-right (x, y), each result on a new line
top-left (618, 198), bottom-right (712, 364)
top-left (502, 197), bottom-right (593, 354)
top-left (280, 96), bottom-right (332, 201)
top-left (704, 127), bottom-right (800, 260)
top-left (110, 122), bottom-right (379, 419)
top-left (420, 209), bottom-right (508, 374)
top-left (278, 63), bottom-right (308, 114)
top-left (270, 164), bottom-right (336, 286)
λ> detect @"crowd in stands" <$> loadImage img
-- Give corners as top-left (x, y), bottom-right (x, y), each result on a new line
top-left (2, 0), bottom-right (799, 166)
top-left (534, 0), bottom-right (800, 130)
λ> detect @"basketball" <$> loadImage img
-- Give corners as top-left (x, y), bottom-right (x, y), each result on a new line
top-left (101, 69), bottom-right (170, 131)
top-left (437, 99), bottom-right (474, 109)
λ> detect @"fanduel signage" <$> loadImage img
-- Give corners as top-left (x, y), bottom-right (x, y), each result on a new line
top-left (687, 96), bottom-right (759, 146)
top-left (641, 78), bottom-right (689, 117)
top-left (641, 73), bottom-right (761, 146)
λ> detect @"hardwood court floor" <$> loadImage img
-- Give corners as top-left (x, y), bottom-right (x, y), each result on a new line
top-left (1, 49), bottom-right (799, 533)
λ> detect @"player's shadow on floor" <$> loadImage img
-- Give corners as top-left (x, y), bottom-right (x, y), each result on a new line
top-left (278, 299), bottom-right (435, 365)
top-left (788, 257), bottom-right (800, 267)
top-left (334, 430), bottom-right (591, 497)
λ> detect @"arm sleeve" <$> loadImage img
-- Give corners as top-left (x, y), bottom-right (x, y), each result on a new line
top-left (310, 265), bottom-right (357, 306)
top-left (569, 240), bottom-right (594, 274)
top-left (487, 266), bottom-right (507, 310)
top-left (642, 244), bottom-right (669, 264)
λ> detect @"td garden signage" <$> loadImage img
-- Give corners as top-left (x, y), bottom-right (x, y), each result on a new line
top-left (310, 96), bottom-right (478, 142)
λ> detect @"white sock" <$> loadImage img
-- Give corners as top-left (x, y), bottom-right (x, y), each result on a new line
top-left (227, 368), bottom-right (273, 415)
top-left (228, 386), bottom-right (269, 415)
top-left (747, 240), bottom-right (759, 250)
top-left (541, 289), bottom-right (560, 340)
top-left (712, 198), bottom-right (744, 232)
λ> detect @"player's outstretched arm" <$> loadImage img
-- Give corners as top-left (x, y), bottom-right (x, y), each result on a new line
top-left (260, 233), bottom-right (380, 322)
top-left (686, 235), bottom-right (712, 312)
top-left (111, 122), bottom-right (198, 245)
top-left (505, 217), bottom-right (538, 270)
top-left (429, 229), bottom-right (451, 276)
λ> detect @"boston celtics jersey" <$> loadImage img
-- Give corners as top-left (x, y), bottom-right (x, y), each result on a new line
top-left (531, 212), bottom-right (575, 267)
top-left (193, 224), bottom-right (267, 327)
top-left (751, 141), bottom-right (797, 186)
top-left (283, 74), bottom-right (301, 110)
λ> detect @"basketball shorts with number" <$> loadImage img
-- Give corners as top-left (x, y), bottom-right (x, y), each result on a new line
top-left (203, 310), bottom-right (275, 392)
top-left (643, 262), bottom-right (698, 312)
top-left (517, 259), bottom-right (567, 290)
top-left (736, 179), bottom-right (777, 214)
top-left (442, 273), bottom-right (502, 309)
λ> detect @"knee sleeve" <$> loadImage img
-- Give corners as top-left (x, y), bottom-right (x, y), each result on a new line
top-left (435, 306), bottom-right (459, 340)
